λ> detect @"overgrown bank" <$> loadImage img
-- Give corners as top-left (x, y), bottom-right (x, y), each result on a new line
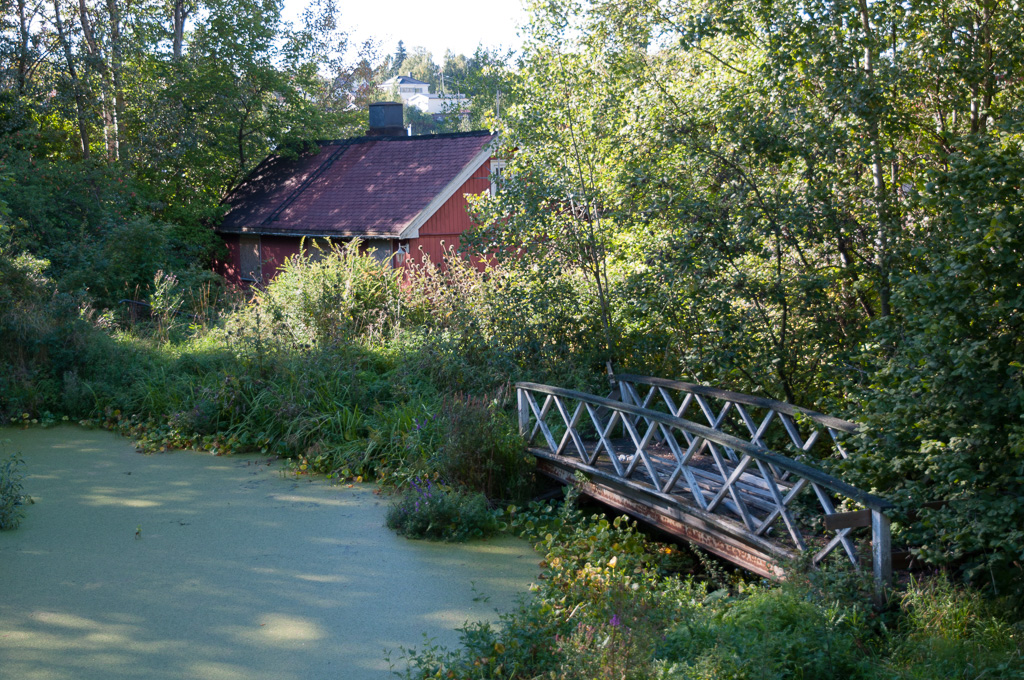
top-left (2, 242), bottom-right (1023, 676)
top-left (398, 487), bottom-right (1023, 680)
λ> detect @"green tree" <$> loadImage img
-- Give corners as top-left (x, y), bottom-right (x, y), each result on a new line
top-left (464, 0), bottom-right (621, 366)
top-left (397, 46), bottom-right (439, 89)
top-left (850, 129), bottom-right (1024, 591)
top-left (391, 39), bottom-right (407, 76)
top-left (0, 0), bottom-right (369, 298)
top-left (470, 0), bottom-right (1024, 588)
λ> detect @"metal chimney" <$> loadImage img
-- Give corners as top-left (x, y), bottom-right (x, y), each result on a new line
top-left (367, 102), bottom-right (406, 136)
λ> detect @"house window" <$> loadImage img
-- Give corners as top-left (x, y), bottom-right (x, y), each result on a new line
top-left (364, 239), bottom-right (393, 267)
top-left (240, 235), bottom-right (261, 282)
top-left (490, 159), bottom-right (507, 197)
top-left (301, 237), bottom-right (333, 262)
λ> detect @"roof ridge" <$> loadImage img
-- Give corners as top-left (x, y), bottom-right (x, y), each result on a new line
top-left (308, 129), bottom-right (494, 146)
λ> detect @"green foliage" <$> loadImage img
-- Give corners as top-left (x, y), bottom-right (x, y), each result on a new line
top-left (399, 487), bottom-right (1023, 680)
top-left (403, 105), bottom-right (437, 136)
top-left (255, 240), bottom-right (402, 346)
top-left (150, 270), bottom-right (184, 342)
top-left (848, 129), bottom-right (1024, 592)
top-left (430, 392), bottom-right (533, 502)
top-left (659, 586), bottom-right (874, 679)
top-left (892, 577), bottom-right (1024, 679)
top-left (385, 478), bottom-right (500, 542)
top-left (458, 0), bottom-right (1024, 591)
top-left (0, 236), bottom-right (99, 419)
top-left (0, 0), bottom-right (376, 307)
top-left (0, 452), bottom-right (28, 530)
top-left (3, 0), bottom-right (1024, 666)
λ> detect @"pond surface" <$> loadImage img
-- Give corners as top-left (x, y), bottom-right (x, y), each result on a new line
top-left (0, 426), bottom-right (539, 680)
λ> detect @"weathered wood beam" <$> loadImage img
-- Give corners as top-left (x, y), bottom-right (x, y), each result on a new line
top-left (533, 452), bottom-right (794, 578)
top-left (823, 509), bottom-right (872, 531)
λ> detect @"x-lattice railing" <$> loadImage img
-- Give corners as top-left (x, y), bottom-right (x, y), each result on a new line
top-left (516, 381), bottom-right (893, 598)
top-left (614, 374), bottom-right (858, 467)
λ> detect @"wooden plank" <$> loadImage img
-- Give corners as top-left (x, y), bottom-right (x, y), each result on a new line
top-left (823, 509), bottom-right (872, 531)
top-left (630, 458), bottom-right (777, 518)
top-left (872, 509), bottom-right (892, 606)
top-left (533, 453), bottom-right (793, 578)
top-left (584, 443), bottom-right (783, 513)
top-left (517, 388), bottom-right (529, 437)
top-left (579, 438), bottom-right (790, 514)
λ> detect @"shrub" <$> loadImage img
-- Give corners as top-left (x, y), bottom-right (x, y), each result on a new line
top-left (658, 585), bottom-right (876, 680)
top-left (257, 239), bottom-right (402, 346)
top-left (432, 392), bottom-right (533, 502)
top-left (0, 239), bottom-right (95, 420)
top-left (385, 478), bottom-right (500, 542)
top-left (0, 453), bottom-right (28, 530)
top-left (849, 132), bottom-right (1024, 594)
top-left (891, 576), bottom-right (1024, 679)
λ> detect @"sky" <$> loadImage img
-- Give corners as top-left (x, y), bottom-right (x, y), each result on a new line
top-left (282, 0), bottom-right (530, 62)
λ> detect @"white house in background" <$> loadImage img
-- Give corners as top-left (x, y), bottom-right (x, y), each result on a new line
top-left (383, 74), bottom-right (472, 117)
top-left (407, 92), bottom-right (469, 115)
top-left (384, 74), bottom-right (430, 99)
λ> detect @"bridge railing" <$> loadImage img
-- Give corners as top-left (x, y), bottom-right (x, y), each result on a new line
top-left (613, 374), bottom-right (859, 467)
top-left (516, 381), bottom-right (892, 596)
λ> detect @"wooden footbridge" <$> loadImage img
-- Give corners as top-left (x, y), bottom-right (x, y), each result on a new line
top-left (517, 375), bottom-right (894, 598)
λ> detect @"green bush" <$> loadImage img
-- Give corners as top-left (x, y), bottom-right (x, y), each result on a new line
top-left (431, 392), bottom-right (533, 502)
top-left (0, 237), bottom-right (96, 420)
top-left (256, 239), bottom-right (402, 346)
top-left (850, 131), bottom-right (1024, 595)
top-left (658, 586), bottom-right (875, 680)
top-left (0, 453), bottom-right (28, 530)
top-left (385, 478), bottom-right (500, 542)
top-left (891, 576), bottom-right (1024, 679)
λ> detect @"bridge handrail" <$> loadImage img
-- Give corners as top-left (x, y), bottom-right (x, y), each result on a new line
top-left (614, 374), bottom-right (861, 434)
top-left (516, 381), bottom-right (891, 512)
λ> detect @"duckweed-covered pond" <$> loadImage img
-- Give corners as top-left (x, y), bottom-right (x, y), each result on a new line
top-left (0, 426), bottom-right (539, 680)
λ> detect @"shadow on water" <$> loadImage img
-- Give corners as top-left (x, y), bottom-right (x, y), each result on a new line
top-left (0, 426), bottom-right (539, 680)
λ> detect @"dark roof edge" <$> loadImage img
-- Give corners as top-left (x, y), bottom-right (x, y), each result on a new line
top-left (302, 129), bottom-right (495, 147)
top-left (215, 226), bottom-right (402, 238)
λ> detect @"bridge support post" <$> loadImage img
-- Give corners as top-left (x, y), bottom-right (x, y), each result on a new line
top-left (872, 509), bottom-right (892, 607)
top-left (517, 387), bottom-right (529, 437)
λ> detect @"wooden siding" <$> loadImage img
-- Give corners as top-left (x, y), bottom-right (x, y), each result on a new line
top-left (259, 236), bottom-right (302, 282)
top-left (216, 234), bottom-right (243, 286)
top-left (407, 158), bottom-right (491, 268)
top-left (216, 234), bottom-right (301, 287)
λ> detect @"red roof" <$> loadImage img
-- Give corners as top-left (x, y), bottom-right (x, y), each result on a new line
top-left (220, 130), bottom-right (495, 238)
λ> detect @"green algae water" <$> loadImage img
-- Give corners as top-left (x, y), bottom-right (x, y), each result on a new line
top-left (0, 426), bottom-right (539, 680)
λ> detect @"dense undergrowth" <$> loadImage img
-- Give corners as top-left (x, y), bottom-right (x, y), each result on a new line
top-left (396, 485), bottom-right (1023, 680)
top-left (2, 241), bottom-right (1023, 677)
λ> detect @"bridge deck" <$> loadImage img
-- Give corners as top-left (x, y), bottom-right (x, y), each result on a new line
top-left (566, 437), bottom-right (795, 513)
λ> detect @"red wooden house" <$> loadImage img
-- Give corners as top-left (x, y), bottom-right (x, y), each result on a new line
top-left (216, 102), bottom-right (497, 286)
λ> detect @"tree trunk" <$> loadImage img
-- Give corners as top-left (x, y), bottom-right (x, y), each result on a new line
top-left (52, 0), bottom-right (92, 158)
top-left (172, 0), bottom-right (189, 59)
top-left (77, 0), bottom-right (118, 159)
top-left (856, 0), bottom-right (892, 317)
top-left (106, 0), bottom-right (125, 155)
top-left (16, 0), bottom-right (30, 93)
